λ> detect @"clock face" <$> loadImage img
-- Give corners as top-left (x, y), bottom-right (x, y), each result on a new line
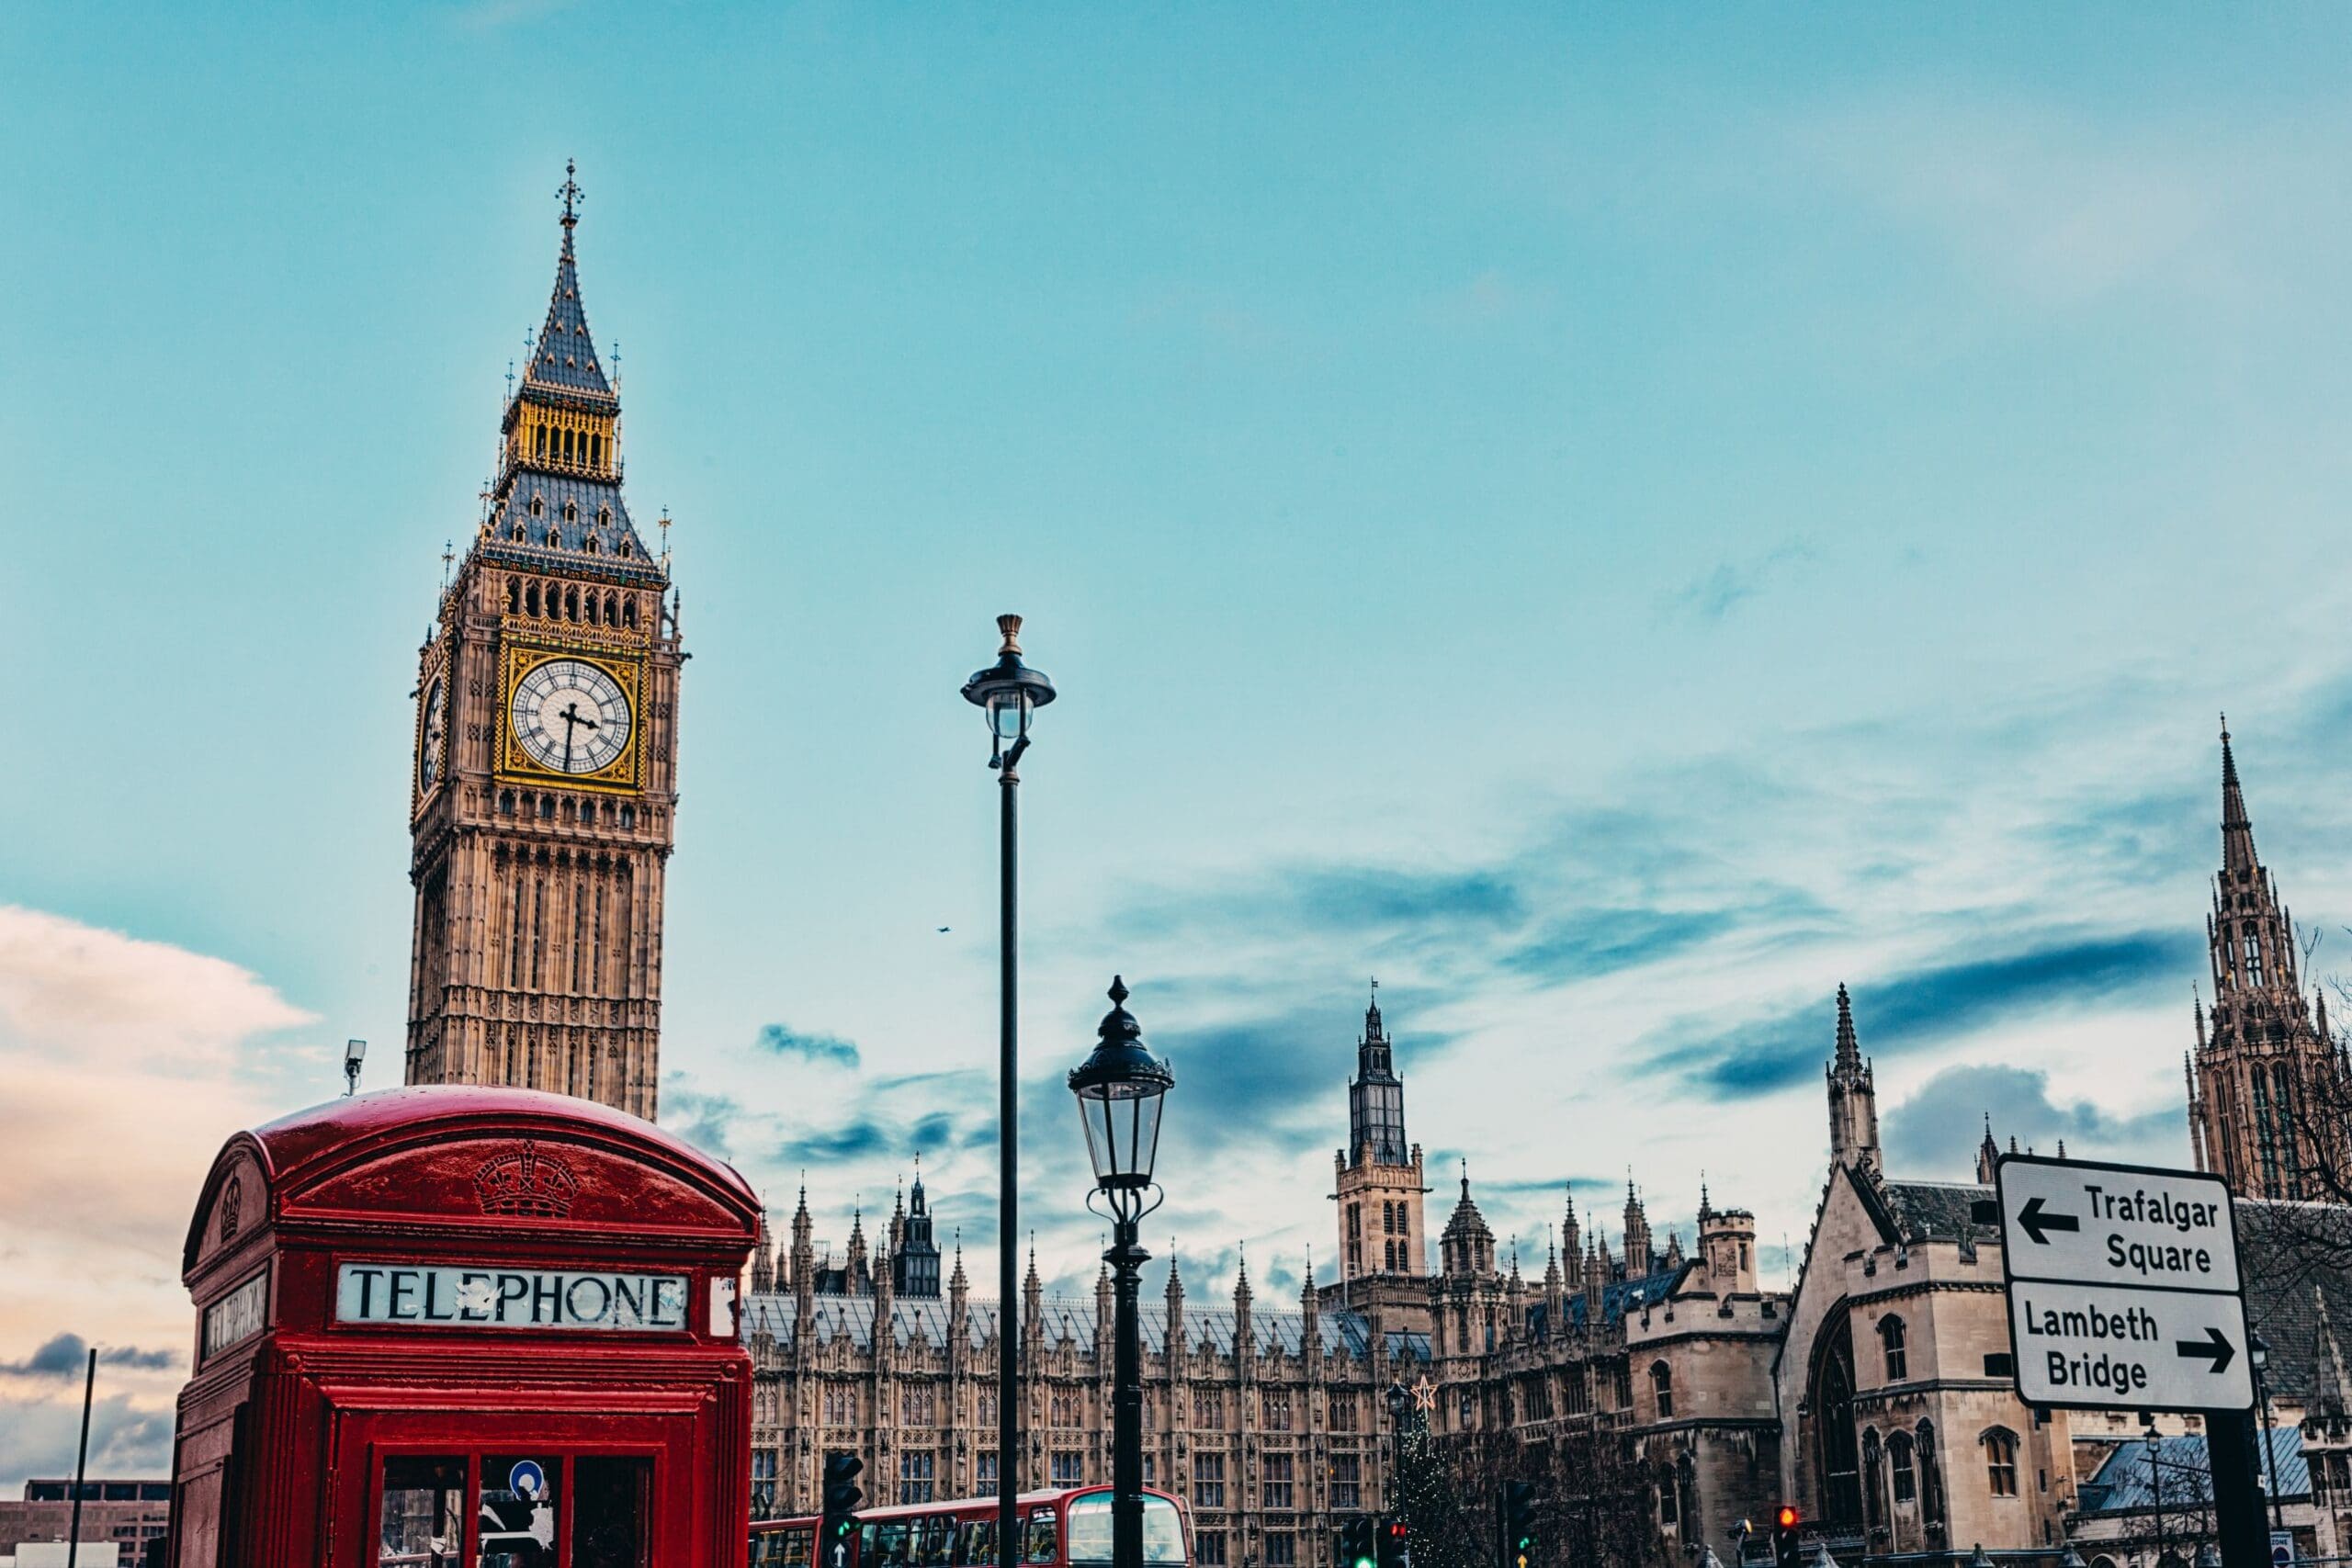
top-left (418, 677), bottom-right (447, 790)
top-left (509, 658), bottom-right (632, 775)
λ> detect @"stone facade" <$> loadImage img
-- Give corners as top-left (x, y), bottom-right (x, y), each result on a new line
top-left (743, 994), bottom-right (1778, 1567)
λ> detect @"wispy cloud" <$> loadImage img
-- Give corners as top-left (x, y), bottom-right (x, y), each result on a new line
top-left (0, 1333), bottom-right (177, 1379)
top-left (1645, 931), bottom-right (2197, 1097)
top-left (1659, 538), bottom-right (1817, 624)
top-left (755, 1023), bottom-right (862, 1069)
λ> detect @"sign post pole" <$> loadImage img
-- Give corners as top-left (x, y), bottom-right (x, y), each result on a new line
top-left (2207, 1409), bottom-right (2271, 1568)
top-left (1995, 1153), bottom-right (2264, 1568)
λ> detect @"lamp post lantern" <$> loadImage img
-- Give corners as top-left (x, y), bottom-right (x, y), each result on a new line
top-left (1069, 976), bottom-right (1173, 1568)
top-left (343, 1038), bottom-right (368, 1097)
top-left (963, 615), bottom-right (1056, 1568)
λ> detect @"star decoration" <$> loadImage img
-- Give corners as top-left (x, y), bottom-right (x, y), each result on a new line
top-left (1410, 1375), bottom-right (1437, 1412)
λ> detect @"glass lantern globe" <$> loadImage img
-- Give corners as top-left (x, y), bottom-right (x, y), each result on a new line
top-left (1068, 976), bottom-right (1174, 1194)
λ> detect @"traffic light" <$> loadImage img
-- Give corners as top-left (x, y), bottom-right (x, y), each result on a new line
top-left (1377, 1517), bottom-right (1410, 1568)
top-left (820, 1453), bottom-right (865, 1568)
top-left (1770, 1505), bottom-right (1803, 1568)
top-left (1501, 1482), bottom-right (1536, 1568)
top-left (1340, 1517), bottom-right (1378, 1568)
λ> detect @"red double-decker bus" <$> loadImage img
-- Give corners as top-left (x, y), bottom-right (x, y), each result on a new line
top-left (752, 1486), bottom-right (1192, 1568)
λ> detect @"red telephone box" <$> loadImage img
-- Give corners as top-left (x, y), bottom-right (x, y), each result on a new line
top-left (170, 1085), bottom-right (759, 1568)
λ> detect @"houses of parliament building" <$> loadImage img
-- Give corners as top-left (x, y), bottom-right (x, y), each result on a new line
top-left (408, 186), bottom-right (2352, 1568)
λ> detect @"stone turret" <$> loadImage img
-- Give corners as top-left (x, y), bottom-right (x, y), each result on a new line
top-left (1826, 985), bottom-right (1882, 1175)
top-left (1301, 1258), bottom-right (1322, 1371)
top-left (1623, 1178), bottom-right (1653, 1277)
top-left (1234, 1249), bottom-right (1255, 1372)
top-left (1164, 1249), bottom-right (1186, 1374)
top-left (791, 1182), bottom-right (815, 1313)
top-left (1698, 1201), bottom-right (1757, 1294)
top-left (751, 1202), bottom-right (775, 1293)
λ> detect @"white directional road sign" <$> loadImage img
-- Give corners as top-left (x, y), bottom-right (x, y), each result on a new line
top-left (1996, 1152), bottom-right (2252, 1415)
top-left (1996, 1156), bottom-right (2241, 1292)
top-left (2007, 1278), bottom-right (2254, 1411)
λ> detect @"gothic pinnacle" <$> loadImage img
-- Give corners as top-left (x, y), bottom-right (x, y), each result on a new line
top-left (2221, 716), bottom-right (2259, 873)
top-left (1834, 983), bottom-right (1862, 1073)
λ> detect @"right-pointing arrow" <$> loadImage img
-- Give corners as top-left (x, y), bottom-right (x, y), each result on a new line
top-left (2177, 1325), bottom-right (2236, 1375)
top-left (2018, 1195), bottom-right (2081, 1245)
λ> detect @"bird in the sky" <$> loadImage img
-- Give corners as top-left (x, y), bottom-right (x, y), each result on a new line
top-left (936, 927), bottom-right (951, 933)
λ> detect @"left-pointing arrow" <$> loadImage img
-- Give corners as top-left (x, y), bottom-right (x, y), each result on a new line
top-left (2018, 1195), bottom-right (2081, 1245)
top-left (2177, 1325), bottom-right (2236, 1375)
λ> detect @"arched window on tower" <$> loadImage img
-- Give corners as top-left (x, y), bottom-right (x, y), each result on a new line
top-left (1917, 1421), bottom-right (1946, 1525)
top-left (564, 501), bottom-right (579, 525)
top-left (525, 582), bottom-right (540, 616)
top-left (2245, 922), bottom-right (2265, 984)
top-left (530, 492), bottom-right (545, 517)
top-left (506, 578), bottom-right (521, 614)
top-left (1982, 1427), bottom-right (2018, 1497)
top-left (535, 423), bottom-right (548, 458)
top-left (1887, 1432), bottom-right (1916, 1505)
top-left (564, 586), bottom-right (579, 621)
top-left (623, 597), bottom-right (639, 628)
top-left (1879, 1314), bottom-right (1908, 1381)
top-left (1861, 1429), bottom-right (1884, 1530)
top-left (1649, 1360), bottom-right (1673, 1418)
top-left (2274, 1063), bottom-right (2301, 1192)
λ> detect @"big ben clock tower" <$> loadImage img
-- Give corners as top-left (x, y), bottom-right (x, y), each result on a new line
top-left (406, 165), bottom-right (681, 1119)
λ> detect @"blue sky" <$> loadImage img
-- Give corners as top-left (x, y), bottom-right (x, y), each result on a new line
top-left (10, 0), bottom-right (2352, 1483)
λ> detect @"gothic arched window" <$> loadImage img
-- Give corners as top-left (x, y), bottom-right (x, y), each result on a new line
top-left (1983, 1427), bottom-right (2018, 1497)
top-left (1887, 1433), bottom-right (1917, 1505)
top-left (529, 492), bottom-right (545, 517)
top-left (1649, 1360), bottom-right (1673, 1418)
top-left (623, 596), bottom-right (639, 628)
top-left (525, 581), bottom-right (540, 616)
top-left (1917, 1421), bottom-right (1946, 1525)
top-left (1879, 1314), bottom-right (1908, 1381)
top-left (2245, 922), bottom-right (2265, 984)
top-left (506, 578), bottom-right (521, 614)
top-left (1862, 1429), bottom-right (1884, 1530)
top-left (1810, 1313), bottom-right (1863, 1528)
top-left (564, 500), bottom-right (580, 525)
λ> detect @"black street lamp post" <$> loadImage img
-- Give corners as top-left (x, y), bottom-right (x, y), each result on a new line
top-left (2252, 1332), bottom-right (2285, 1536)
top-left (964, 615), bottom-right (1057, 1568)
top-left (1069, 976), bottom-right (1174, 1568)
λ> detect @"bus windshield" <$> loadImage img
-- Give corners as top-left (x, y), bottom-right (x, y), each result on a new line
top-left (1065, 1495), bottom-right (1185, 1565)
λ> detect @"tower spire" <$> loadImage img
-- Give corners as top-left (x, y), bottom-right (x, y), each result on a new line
top-left (2221, 715), bottom-right (2259, 874)
top-left (1834, 983), bottom-right (1862, 1074)
top-left (1826, 984), bottom-right (1882, 1175)
top-left (559, 158), bottom-right (583, 236)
